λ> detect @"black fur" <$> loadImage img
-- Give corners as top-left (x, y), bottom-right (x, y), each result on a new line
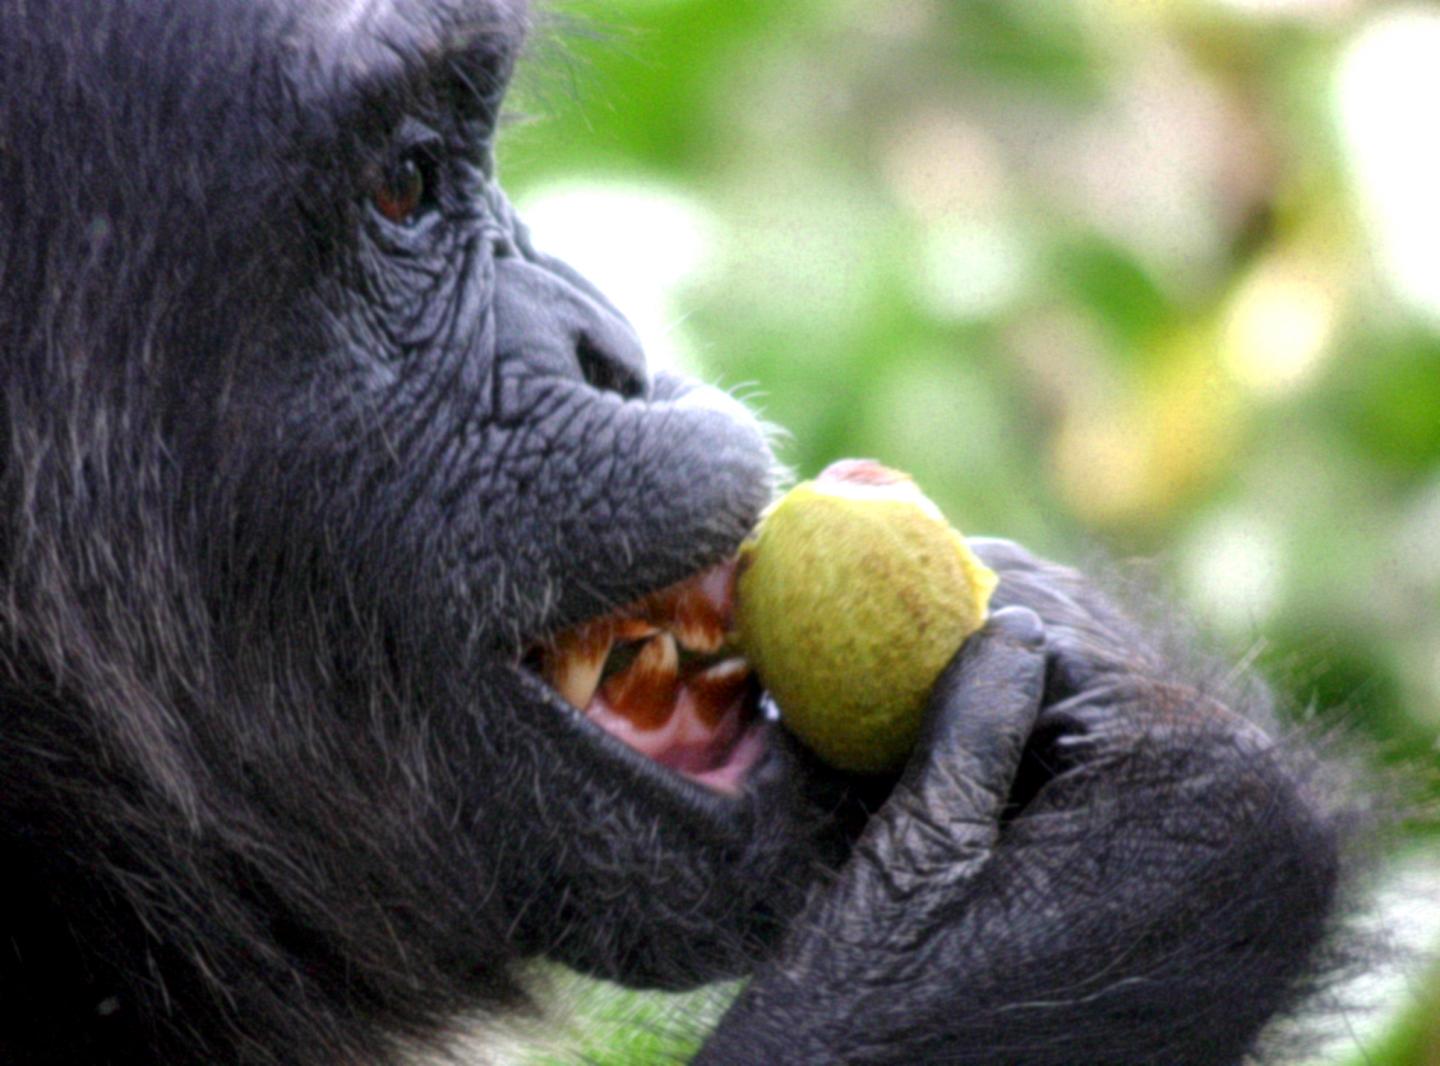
top-left (0, 1), bottom-right (1355, 1064)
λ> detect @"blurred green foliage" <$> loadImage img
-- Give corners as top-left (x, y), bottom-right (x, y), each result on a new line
top-left (500, 1), bottom-right (1440, 1062)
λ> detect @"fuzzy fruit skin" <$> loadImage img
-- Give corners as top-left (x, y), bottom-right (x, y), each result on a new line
top-left (734, 463), bottom-right (998, 773)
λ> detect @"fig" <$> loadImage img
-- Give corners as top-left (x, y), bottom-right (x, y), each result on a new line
top-left (734, 459), bottom-right (997, 773)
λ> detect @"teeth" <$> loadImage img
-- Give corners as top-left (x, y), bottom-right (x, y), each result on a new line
top-left (671, 616), bottom-right (727, 655)
top-left (542, 623), bottom-right (613, 710)
top-left (534, 560), bottom-right (745, 728)
top-left (695, 657), bottom-right (750, 688)
top-left (684, 658), bottom-right (752, 727)
top-left (547, 650), bottom-right (607, 711)
top-left (638, 560), bottom-right (736, 654)
top-left (599, 633), bottom-right (680, 730)
top-left (668, 569), bottom-right (732, 653)
top-left (613, 619), bottom-right (660, 642)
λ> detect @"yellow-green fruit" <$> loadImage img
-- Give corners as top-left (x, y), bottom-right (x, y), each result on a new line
top-left (734, 459), bottom-right (997, 773)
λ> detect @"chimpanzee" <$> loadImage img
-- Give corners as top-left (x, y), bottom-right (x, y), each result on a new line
top-left (0, 1), bottom-right (1352, 1063)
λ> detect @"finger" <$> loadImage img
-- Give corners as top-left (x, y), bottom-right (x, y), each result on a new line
top-left (970, 541), bottom-right (1142, 696)
top-left (968, 536), bottom-right (1042, 575)
top-left (854, 607), bottom-right (1047, 887)
top-left (970, 540), bottom-right (1089, 631)
top-left (970, 538), bottom-right (1108, 629)
top-left (903, 605), bottom-right (1047, 810)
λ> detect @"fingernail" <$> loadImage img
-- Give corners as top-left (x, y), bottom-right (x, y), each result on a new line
top-left (992, 605), bottom-right (1044, 649)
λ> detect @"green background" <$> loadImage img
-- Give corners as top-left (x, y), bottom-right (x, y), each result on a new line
top-left (499, 1), bottom-right (1440, 1062)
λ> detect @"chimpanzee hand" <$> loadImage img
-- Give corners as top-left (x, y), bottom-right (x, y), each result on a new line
top-left (699, 541), bottom-right (1342, 1066)
top-left (696, 604), bottom-right (1046, 1062)
top-left (973, 536), bottom-right (1169, 702)
top-left (970, 537), bottom-right (1273, 773)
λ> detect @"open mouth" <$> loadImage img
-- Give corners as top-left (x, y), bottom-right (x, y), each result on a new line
top-left (524, 559), bottom-right (770, 795)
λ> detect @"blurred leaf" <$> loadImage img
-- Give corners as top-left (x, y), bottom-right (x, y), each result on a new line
top-left (1332, 328), bottom-right (1440, 473)
top-left (936, 0), bottom-right (1100, 95)
top-left (1050, 236), bottom-right (1176, 353)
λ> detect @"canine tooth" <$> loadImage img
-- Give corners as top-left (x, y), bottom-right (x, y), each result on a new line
top-left (543, 624), bottom-right (612, 710)
top-left (600, 633), bottom-right (679, 730)
top-left (553, 654), bottom-right (605, 710)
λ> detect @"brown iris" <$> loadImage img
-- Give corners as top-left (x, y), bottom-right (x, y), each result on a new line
top-left (372, 154), bottom-right (427, 225)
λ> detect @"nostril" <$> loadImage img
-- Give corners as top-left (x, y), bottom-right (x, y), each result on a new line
top-left (577, 334), bottom-right (647, 400)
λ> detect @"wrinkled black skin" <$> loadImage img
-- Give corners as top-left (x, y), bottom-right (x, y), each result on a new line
top-left (0, 1), bottom-right (1347, 1064)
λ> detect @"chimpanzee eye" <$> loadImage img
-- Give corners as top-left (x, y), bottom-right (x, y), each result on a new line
top-left (371, 151), bottom-right (433, 226)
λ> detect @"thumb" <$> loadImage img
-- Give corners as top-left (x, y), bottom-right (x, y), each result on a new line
top-left (901, 605), bottom-right (1047, 812)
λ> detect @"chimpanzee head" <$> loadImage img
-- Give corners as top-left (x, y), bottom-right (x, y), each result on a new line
top-left (0, 0), bottom-right (840, 1059)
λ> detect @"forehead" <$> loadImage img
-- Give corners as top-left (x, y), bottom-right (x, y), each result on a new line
top-left (0, 0), bottom-right (530, 235)
top-left (304, 0), bottom-right (527, 42)
top-left (292, 0), bottom-right (528, 96)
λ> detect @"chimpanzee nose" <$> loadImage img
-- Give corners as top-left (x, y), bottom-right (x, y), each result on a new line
top-left (575, 326), bottom-right (648, 399)
top-left (489, 208), bottom-right (650, 401)
top-left (490, 252), bottom-right (650, 402)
